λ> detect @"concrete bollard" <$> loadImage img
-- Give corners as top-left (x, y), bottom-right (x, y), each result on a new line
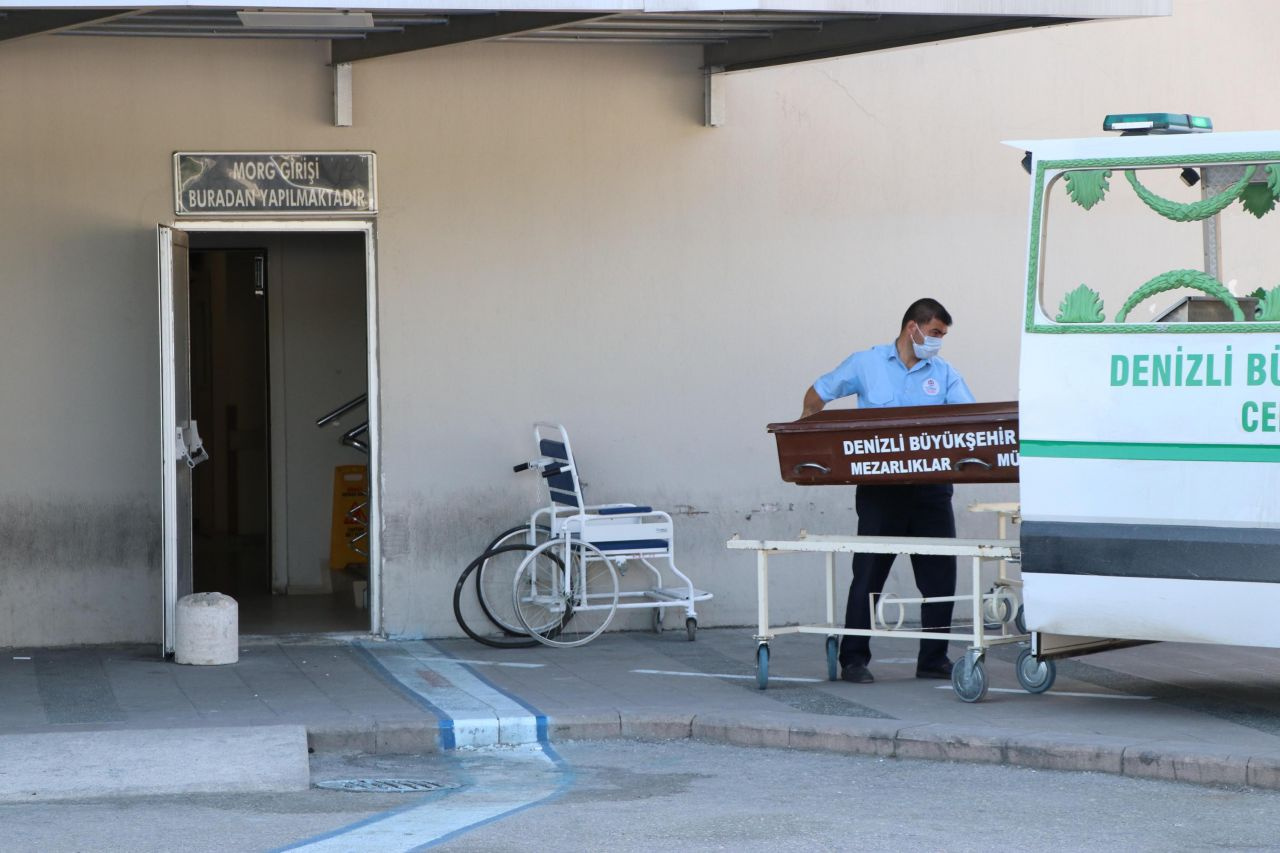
top-left (175, 592), bottom-right (239, 665)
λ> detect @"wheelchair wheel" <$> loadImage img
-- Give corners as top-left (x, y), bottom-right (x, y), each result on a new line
top-left (482, 522), bottom-right (550, 555)
top-left (454, 553), bottom-right (532, 648)
top-left (514, 540), bottom-right (619, 648)
top-left (476, 526), bottom-right (550, 635)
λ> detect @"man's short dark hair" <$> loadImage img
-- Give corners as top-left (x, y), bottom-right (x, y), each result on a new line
top-left (901, 298), bottom-right (953, 330)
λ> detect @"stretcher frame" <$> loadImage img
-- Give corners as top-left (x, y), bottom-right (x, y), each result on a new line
top-left (726, 532), bottom-right (1025, 701)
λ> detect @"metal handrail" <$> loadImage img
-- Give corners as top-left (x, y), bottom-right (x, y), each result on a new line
top-left (315, 393), bottom-right (367, 428)
top-left (317, 395), bottom-right (371, 559)
top-left (342, 423), bottom-right (369, 454)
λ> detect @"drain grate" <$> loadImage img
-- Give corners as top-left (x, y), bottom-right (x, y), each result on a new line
top-left (315, 779), bottom-right (461, 793)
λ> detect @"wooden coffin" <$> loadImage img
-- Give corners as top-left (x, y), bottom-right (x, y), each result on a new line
top-left (768, 401), bottom-right (1019, 486)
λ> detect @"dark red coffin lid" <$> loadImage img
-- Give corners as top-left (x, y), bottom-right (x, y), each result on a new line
top-left (768, 401), bottom-right (1018, 435)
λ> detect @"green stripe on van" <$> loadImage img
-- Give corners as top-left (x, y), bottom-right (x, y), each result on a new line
top-left (1021, 439), bottom-right (1280, 463)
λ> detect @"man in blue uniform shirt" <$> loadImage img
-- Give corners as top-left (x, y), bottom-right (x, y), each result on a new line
top-left (801, 298), bottom-right (974, 684)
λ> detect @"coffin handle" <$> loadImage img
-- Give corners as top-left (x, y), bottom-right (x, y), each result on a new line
top-left (793, 462), bottom-right (831, 475)
top-left (956, 457), bottom-right (991, 469)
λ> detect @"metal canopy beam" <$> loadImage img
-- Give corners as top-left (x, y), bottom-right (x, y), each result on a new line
top-left (0, 9), bottom-right (134, 42)
top-left (330, 11), bottom-right (614, 63)
top-left (703, 13), bottom-right (1082, 73)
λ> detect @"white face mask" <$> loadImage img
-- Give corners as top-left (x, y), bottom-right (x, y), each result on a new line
top-left (911, 324), bottom-right (944, 360)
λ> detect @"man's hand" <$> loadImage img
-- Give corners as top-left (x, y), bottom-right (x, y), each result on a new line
top-left (801, 386), bottom-right (826, 418)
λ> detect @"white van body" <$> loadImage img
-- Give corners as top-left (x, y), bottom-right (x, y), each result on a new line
top-left (1008, 129), bottom-right (1280, 649)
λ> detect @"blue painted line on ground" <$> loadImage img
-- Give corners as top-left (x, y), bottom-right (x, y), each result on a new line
top-left (428, 641), bottom-right (550, 744)
top-left (362, 641), bottom-right (541, 747)
top-left (270, 789), bottom-right (455, 853)
top-left (415, 746), bottom-right (575, 852)
top-left (280, 641), bottom-right (572, 852)
top-left (419, 643), bottom-right (574, 844)
top-left (351, 643), bottom-right (454, 750)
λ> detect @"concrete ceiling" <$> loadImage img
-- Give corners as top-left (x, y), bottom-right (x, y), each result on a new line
top-left (0, 2), bottom-right (1170, 72)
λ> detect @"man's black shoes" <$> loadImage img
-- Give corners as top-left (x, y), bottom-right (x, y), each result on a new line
top-left (915, 660), bottom-right (953, 680)
top-left (840, 663), bottom-right (874, 683)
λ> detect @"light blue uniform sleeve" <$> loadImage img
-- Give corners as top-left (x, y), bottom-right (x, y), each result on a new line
top-left (946, 369), bottom-right (976, 404)
top-left (813, 351), bottom-right (866, 402)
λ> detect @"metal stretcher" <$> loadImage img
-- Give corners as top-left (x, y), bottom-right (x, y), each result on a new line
top-left (726, 532), bottom-right (1050, 702)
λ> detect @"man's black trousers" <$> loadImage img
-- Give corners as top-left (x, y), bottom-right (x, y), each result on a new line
top-left (839, 483), bottom-right (956, 670)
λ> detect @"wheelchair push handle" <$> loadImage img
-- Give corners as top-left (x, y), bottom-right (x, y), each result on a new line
top-left (513, 455), bottom-right (553, 473)
top-left (513, 456), bottom-right (572, 478)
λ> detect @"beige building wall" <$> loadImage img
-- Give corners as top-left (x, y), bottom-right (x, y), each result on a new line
top-left (0, 0), bottom-right (1272, 645)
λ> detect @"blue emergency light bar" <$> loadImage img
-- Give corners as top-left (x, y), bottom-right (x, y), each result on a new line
top-left (1103, 113), bottom-right (1213, 134)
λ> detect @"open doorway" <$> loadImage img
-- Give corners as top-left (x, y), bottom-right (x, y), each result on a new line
top-left (186, 231), bottom-right (372, 634)
top-left (189, 249), bottom-right (271, 600)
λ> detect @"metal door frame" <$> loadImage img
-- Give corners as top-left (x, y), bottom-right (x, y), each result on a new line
top-left (161, 218), bottom-right (382, 639)
top-left (158, 225), bottom-right (192, 655)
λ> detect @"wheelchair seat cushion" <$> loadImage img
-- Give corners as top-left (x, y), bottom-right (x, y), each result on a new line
top-left (597, 505), bottom-right (652, 515)
top-left (593, 539), bottom-right (669, 552)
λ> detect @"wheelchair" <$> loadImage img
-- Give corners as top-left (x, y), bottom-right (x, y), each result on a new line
top-left (454, 423), bottom-right (711, 648)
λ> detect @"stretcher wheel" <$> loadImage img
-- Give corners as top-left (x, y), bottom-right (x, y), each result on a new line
top-left (951, 655), bottom-right (988, 703)
top-left (825, 636), bottom-right (838, 681)
top-left (1014, 605), bottom-right (1027, 635)
top-left (1015, 647), bottom-right (1056, 694)
top-left (982, 593), bottom-right (1006, 624)
top-left (652, 607), bottom-right (664, 634)
top-left (756, 644), bottom-right (770, 690)
top-left (984, 589), bottom-right (1016, 625)
top-left (686, 617), bottom-right (697, 642)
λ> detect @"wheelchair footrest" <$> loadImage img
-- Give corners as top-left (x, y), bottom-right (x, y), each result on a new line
top-left (649, 586), bottom-right (712, 602)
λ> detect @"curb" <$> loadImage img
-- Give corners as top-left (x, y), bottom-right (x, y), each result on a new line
top-left (314, 710), bottom-right (1280, 791)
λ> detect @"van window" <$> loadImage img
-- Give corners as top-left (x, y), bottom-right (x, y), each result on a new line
top-left (1035, 160), bottom-right (1280, 331)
